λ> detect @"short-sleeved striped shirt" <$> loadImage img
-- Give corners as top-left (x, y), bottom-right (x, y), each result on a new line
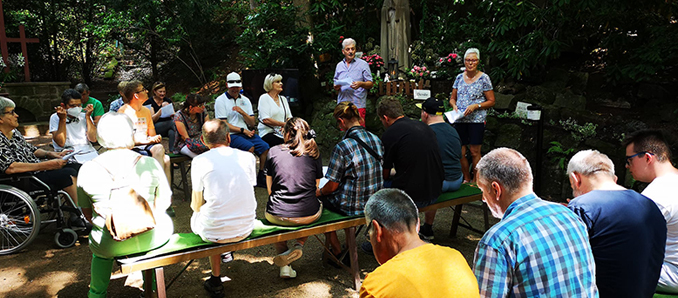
top-left (473, 193), bottom-right (598, 297)
top-left (325, 126), bottom-right (383, 216)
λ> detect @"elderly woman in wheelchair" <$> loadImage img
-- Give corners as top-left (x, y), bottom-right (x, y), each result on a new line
top-left (0, 96), bottom-right (88, 254)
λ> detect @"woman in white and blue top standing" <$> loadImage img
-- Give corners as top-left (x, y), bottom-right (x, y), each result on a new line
top-left (449, 48), bottom-right (496, 183)
top-left (258, 73), bottom-right (292, 147)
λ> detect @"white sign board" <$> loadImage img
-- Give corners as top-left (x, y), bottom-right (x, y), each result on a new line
top-left (515, 101), bottom-right (531, 118)
top-left (413, 89), bottom-right (431, 100)
top-left (515, 101), bottom-right (541, 120)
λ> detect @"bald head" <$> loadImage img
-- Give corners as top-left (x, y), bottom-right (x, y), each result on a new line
top-left (567, 150), bottom-right (615, 179)
top-left (202, 119), bottom-right (230, 147)
top-left (476, 148), bottom-right (533, 196)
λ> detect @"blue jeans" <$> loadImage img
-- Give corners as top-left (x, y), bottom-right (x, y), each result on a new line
top-left (442, 175), bottom-right (464, 192)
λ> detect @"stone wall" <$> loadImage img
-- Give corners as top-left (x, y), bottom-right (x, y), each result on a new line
top-left (0, 82), bottom-right (71, 122)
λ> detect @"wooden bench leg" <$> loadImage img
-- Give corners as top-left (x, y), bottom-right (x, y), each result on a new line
top-left (143, 269), bottom-right (154, 298)
top-left (449, 204), bottom-right (463, 238)
top-left (345, 226), bottom-right (362, 291)
top-left (155, 267), bottom-right (166, 298)
top-left (179, 162), bottom-right (190, 202)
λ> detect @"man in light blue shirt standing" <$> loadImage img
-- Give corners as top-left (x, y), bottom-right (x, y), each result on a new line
top-left (333, 38), bottom-right (373, 125)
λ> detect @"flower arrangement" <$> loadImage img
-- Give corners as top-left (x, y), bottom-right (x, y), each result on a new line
top-left (361, 54), bottom-right (384, 72)
top-left (405, 65), bottom-right (431, 80)
top-left (435, 52), bottom-right (463, 80)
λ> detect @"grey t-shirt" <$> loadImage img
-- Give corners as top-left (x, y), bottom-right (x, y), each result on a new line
top-left (430, 122), bottom-right (463, 181)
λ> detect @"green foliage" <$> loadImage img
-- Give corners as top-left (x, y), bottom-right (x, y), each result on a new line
top-left (559, 118), bottom-right (597, 142)
top-left (547, 141), bottom-right (575, 171)
top-left (416, 0), bottom-right (678, 84)
top-left (237, 1), bottom-right (313, 71)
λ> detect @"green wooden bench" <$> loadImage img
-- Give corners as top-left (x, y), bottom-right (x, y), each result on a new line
top-left (115, 184), bottom-right (483, 298)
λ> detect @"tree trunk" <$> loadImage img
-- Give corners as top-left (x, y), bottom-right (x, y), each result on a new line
top-left (292, 0), bottom-right (311, 27)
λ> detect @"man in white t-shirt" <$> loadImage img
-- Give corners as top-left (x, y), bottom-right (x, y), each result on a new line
top-left (49, 89), bottom-right (98, 164)
top-left (190, 119), bottom-right (257, 298)
top-left (214, 72), bottom-right (269, 186)
top-left (624, 129), bottom-right (678, 293)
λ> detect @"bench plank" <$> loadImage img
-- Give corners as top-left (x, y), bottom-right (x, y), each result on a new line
top-left (117, 185), bottom-right (483, 297)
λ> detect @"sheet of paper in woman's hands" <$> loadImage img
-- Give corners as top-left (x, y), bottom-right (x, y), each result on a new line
top-left (445, 110), bottom-right (464, 124)
top-left (61, 149), bottom-right (82, 160)
top-left (160, 104), bottom-right (175, 118)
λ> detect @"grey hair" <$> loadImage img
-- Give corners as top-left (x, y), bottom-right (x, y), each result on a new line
top-left (364, 189), bottom-right (419, 234)
top-left (476, 148), bottom-right (533, 195)
top-left (202, 119), bottom-right (229, 146)
top-left (465, 48), bottom-right (481, 60)
top-left (263, 73), bottom-right (283, 92)
top-left (97, 112), bottom-right (135, 149)
top-left (74, 83), bottom-right (90, 93)
top-left (567, 149), bottom-right (615, 178)
top-left (342, 38), bottom-right (356, 50)
top-left (0, 96), bottom-right (16, 112)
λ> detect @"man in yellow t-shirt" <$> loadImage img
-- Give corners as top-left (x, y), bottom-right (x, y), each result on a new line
top-left (118, 80), bottom-right (171, 192)
top-left (360, 189), bottom-right (479, 298)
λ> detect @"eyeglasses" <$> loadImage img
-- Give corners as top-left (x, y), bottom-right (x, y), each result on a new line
top-left (2, 109), bottom-right (17, 116)
top-left (135, 87), bottom-right (148, 94)
top-left (625, 151), bottom-right (653, 165)
top-left (227, 80), bottom-right (242, 84)
top-left (465, 59), bottom-right (479, 63)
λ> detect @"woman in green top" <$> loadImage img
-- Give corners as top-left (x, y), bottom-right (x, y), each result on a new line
top-left (77, 112), bottom-right (173, 298)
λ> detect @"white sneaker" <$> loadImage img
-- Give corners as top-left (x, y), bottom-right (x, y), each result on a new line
top-left (279, 265), bottom-right (297, 279)
top-left (273, 245), bottom-right (303, 267)
top-left (221, 251), bottom-right (233, 263)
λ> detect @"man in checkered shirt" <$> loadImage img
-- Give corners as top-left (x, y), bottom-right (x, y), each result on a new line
top-left (473, 147), bottom-right (598, 297)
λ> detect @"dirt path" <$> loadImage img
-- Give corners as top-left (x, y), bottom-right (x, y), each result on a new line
top-left (0, 130), bottom-right (494, 298)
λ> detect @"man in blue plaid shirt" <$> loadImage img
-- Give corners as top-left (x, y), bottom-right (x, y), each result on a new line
top-left (473, 148), bottom-right (598, 297)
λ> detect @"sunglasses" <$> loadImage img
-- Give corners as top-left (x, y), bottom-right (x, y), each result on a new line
top-left (227, 80), bottom-right (242, 84)
top-left (465, 59), bottom-right (479, 63)
top-left (625, 151), bottom-right (653, 165)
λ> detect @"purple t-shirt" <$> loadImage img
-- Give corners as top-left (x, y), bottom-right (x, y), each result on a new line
top-left (264, 145), bottom-right (323, 218)
top-left (334, 58), bottom-right (373, 109)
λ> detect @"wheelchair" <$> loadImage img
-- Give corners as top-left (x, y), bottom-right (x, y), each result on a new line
top-left (0, 173), bottom-right (90, 255)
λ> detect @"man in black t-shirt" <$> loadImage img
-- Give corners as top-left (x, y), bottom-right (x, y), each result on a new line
top-left (377, 97), bottom-right (444, 209)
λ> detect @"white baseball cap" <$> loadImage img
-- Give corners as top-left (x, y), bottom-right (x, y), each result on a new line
top-left (227, 72), bottom-right (242, 88)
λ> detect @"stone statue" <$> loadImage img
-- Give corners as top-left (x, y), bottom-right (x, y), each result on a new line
top-left (380, 0), bottom-right (411, 79)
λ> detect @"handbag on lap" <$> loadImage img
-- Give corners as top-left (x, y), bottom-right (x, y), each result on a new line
top-left (93, 155), bottom-right (157, 241)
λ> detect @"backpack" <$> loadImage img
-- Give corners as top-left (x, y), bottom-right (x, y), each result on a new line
top-left (93, 155), bottom-right (156, 241)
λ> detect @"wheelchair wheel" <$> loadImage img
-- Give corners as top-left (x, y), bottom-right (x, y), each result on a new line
top-left (54, 228), bottom-right (77, 248)
top-left (0, 185), bottom-right (41, 255)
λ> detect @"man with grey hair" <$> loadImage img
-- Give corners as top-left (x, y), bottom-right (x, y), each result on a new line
top-left (473, 147), bottom-right (597, 297)
top-left (190, 119), bottom-right (256, 297)
top-left (566, 149), bottom-right (665, 298)
top-left (74, 83), bottom-right (105, 125)
top-left (333, 38), bottom-right (373, 124)
top-left (360, 188), bottom-right (479, 298)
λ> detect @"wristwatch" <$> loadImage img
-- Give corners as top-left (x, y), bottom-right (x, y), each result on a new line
top-left (240, 127), bottom-right (244, 133)
top-left (477, 103), bottom-right (482, 109)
